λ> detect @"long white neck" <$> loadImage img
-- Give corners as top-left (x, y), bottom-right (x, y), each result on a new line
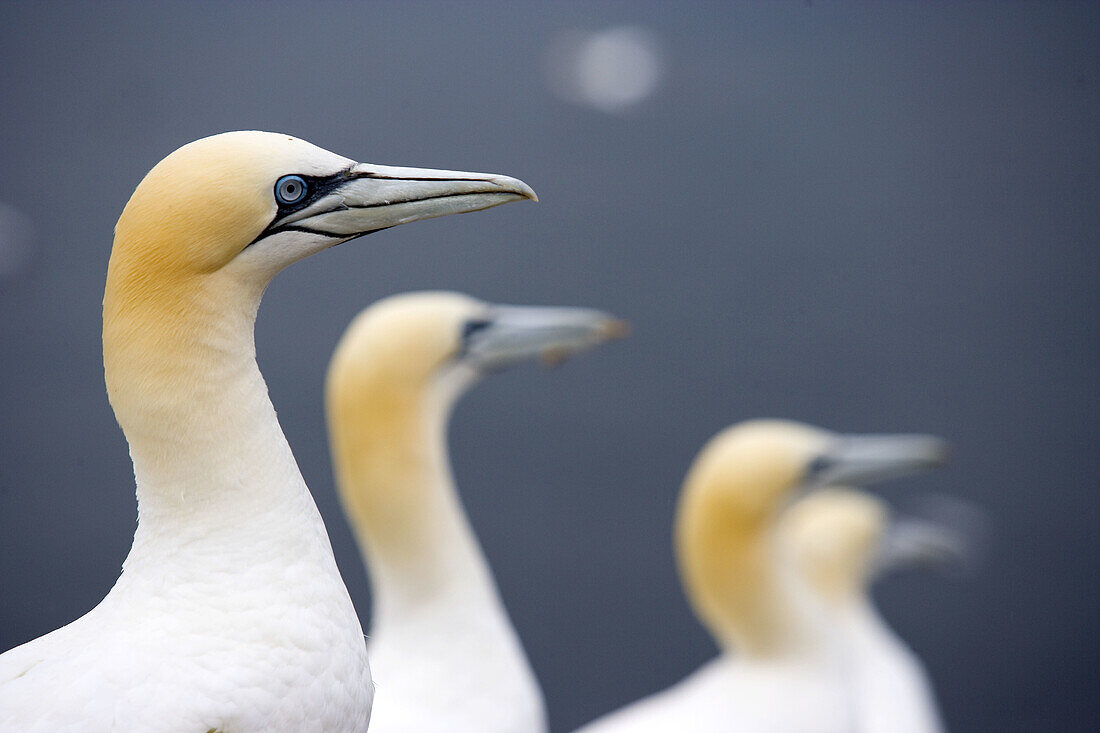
top-left (103, 269), bottom-right (335, 582)
top-left (329, 378), bottom-right (504, 635)
top-left (382, 418), bottom-right (500, 634)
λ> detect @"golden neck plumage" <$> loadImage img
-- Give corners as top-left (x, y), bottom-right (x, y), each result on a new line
top-left (102, 224), bottom-right (304, 551)
top-left (676, 486), bottom-right (820, 659)
top-left (103, 243), bottom-right (270, 445)
top-left (328, 382), bottom-right (450, 562)
top-left (327, 369), bottom-right (492, 624)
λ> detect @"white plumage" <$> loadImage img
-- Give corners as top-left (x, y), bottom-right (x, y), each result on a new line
top-left (783, 488), bottom-right (949, 733)
top-left (327, 292), bottom-right (625, 733)
top-left (0, 132), bottom-right (534, 731)
top-left (576, 421), bottom-right (946, 733)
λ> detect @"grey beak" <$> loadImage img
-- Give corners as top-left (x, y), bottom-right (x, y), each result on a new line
top-left (871, 517), bottom-right (970, 578)
top-left (270, 162), bottom-right (536, 240)
top-left (873, 494), bottom-right (990, 579)
top-left (461, 304), bottom-right (629, 372)
top-left (807, 434), bottom-right (949, 488)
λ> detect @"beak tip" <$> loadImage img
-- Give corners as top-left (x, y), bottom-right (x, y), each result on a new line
top-left (601, 318), bottom-right (632, 340)
top-left (518, 181), bottom-right (538, 203)
top-left (492, 174), bottom-right (537, 202)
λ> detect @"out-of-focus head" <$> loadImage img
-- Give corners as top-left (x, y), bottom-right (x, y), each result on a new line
top-left (784, 487), bottom-right (982, 610)
top-left (782, 487), bottom-right (889, 605)
top-left (325, 292), bottom-right (626, 556)
top-left (327, 290), bottom-right (628, 411)
top-left (680, 420), bottom-right (948, 523)
top-left (680, 420), bottom-right (835, 523)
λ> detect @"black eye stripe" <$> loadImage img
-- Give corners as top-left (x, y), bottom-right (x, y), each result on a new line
top-left (244, 169), bottom-right (356, 248)
top-left (461, 318), bottom-right (493, 341)
top-left (455, 317), bottom-right (494, 364)
top-left (806, 455), bottom-right (834, 481)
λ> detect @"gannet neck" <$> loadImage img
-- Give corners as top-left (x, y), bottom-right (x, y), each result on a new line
top-left (103, 236), bottom-right (341, 597)
top-left (847, 599), bottom-right (946, 733)
top-left (676, 484), bottom-right (820, 658)
top-left (328, 369), bottom-right (496, 629)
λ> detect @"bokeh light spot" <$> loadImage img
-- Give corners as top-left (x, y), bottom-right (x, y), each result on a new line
top-left (545, 26), bottom-right (666, 114)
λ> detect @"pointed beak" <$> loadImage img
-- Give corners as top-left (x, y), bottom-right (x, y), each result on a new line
top-left (807, 434), bottom-right (949, 488)
top-left (871, 517), bottom-right (969, 578)
top-left (460, 305), bottom-right (629, 372)
top-left (270, 162), bottom-right (536, 240)
top-left (872, 494), bottom-right (990, 579)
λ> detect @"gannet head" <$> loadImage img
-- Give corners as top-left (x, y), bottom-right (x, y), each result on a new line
top-left (110, 131), bottom-right (536, 286)
top-left (783, 486), bottom-right (974, 608)
top-left (327, 291), bottom-right (628, 414)
top-left (680, 420), bottom-right (949, 524)
top-left (325, 291), bottom-right (626, 561)
top-left (781, 487), bottom-right (889, 605)
top-left (103, 132), bottom-right (535, 421)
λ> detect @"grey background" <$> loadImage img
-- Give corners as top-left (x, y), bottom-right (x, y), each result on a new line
top-left (1, 2), bottom-right (1097, 731)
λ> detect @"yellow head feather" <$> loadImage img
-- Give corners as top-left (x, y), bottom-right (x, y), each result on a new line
top-left (782, 488), bottom-right (889, 605)
top-left (328, 291), bottom-right (484, 406)
top-left (102, 132), bottom-right (353, 425)
top-left (674, 420), bottom-right (832, 656)
top-left (109, 131), bottom-right (351, 282)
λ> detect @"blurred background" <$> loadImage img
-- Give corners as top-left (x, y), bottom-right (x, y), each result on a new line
top-left (0, 2), bottom-right (1096, 731)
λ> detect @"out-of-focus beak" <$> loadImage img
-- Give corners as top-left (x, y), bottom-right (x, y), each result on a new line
top-left (807, 434), bottom-right (949, 488)
top-left (871, 517), bottom-right (969, 578)
top-left (460, 304), bottom-right (629, 372)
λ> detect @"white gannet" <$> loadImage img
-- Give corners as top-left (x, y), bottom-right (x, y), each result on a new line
top-left (326, 291), bottom-right (627, 733)
top-left (575, 420), bottom-right (947, 733)
top-left (0, 131), bottom-right (535, 732)
top-left (783, 487), bottom-right (958, 733)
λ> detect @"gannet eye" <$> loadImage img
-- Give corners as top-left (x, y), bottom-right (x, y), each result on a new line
top-left (275, 175), bottom-right (308, 205)
top-left (461, 318), bottom-right (493, 342)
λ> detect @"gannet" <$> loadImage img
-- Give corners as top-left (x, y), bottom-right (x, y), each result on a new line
top-left (326, 291), bottom-right (627, 733)
top-left (575, 420), bottom-right (947, 733)
top-left (783, 487), bottom-right (955, 733)
top-left (0, 131), bottom-right (535, 732)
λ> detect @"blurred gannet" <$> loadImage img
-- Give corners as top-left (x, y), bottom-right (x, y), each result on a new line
top-left (783, 488), bottom-right (957, 733)
top-left (0, 132), bottom-right (534, 732)
top-left (327, 291), bottom-right (627, 733)
top-left (576, 420), bottom-right (947, 733)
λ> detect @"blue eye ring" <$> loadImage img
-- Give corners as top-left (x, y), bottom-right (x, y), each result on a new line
top-left (275, 175), bottom-right (308, 205)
